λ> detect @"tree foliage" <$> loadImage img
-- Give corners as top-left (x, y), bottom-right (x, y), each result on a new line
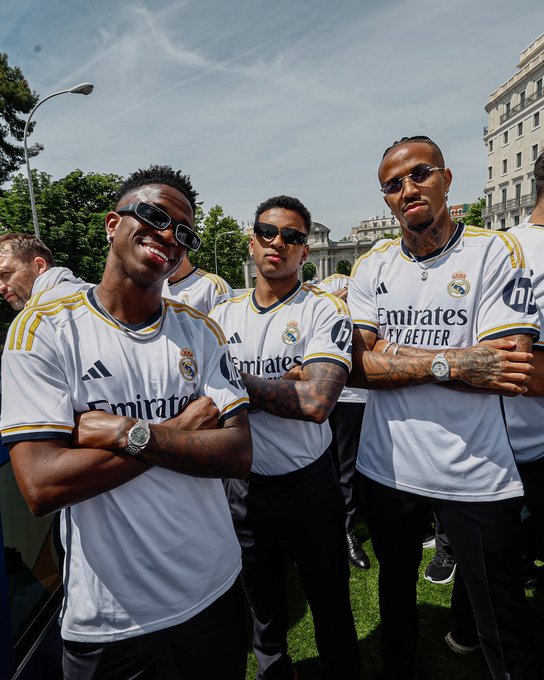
top-left (0, 53), bottom-right (42, 185)
top-left (336, 259), bottom-right (352, 276)
top-left (463, 198), bottom-right (485, 228)
top-left (302, 262), bottom-right (317, 282)
top-left (190, 205), bottom-right (249, 288)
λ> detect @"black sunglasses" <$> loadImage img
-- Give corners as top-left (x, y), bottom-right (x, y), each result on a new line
top-left (117, 202), bottom-right (201, 251)
top-left (254, 221), bottom-right (308, 245)
top-left (380, 164), bottom-right (445, 195)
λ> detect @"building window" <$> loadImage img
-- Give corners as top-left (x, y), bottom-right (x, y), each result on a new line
top-left (489, 139), bottom-right (494, 153)
top-left (486, 221), bottom-right (492, 229)
top-left (516, 152), bottom-right (522, 168)
top-left (502, 159), bottom-right (508, 174)
top-left (520, 91), bottom-right (526, 107)
top-left (487, 194), bottom-right (493, 209)
top-left (488, 166), bottom-right (493, 180)
top-left (537, 78), bottom-right (543, 97)
top-left (514, 215), bottom-right (520, 226)
top-left (531, 178), bottom-right (536, 195)
top-left (515, 183), bottom-right (521, 202)
top-left (502, 188), bottom-right (507, 205)
top-left (534, 111), bottom-right (540, 128)
top-left (505, 102), bottom-right (511, 117)
top-left (533, 144), bottom-right (539, 162)
top-left (517, 121), bottom-right (523, 137)
top-left (501, 218), bottom-right (506, 229)
top-left (503, 130), bottom-right (509, 144)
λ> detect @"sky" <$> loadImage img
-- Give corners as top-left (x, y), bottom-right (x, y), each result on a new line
top-left (1, 0), bottom-right (544, 239)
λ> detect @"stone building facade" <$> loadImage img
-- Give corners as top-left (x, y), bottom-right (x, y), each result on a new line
top-left (483, 33), bottom-right (544, 230)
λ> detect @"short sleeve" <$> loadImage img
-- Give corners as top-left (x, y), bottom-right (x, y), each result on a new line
top-left (302, 295), bottom-right (352, 374)
top-left (348, 256), bottom-right (379, 334)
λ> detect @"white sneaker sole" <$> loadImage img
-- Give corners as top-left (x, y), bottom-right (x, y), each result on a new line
top-left (424, 562), bottom-right (456, 584)
top-left (445, 631), bottom-right (480, 655)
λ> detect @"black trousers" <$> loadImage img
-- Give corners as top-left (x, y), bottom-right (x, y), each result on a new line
top-left (517, 455), bottom-right (544, 558)
top-left (62, 581), bottom-right (247, 680)
top-left (328, 401), bottom-right (365, 533)
top-left (225, 452), bottom-right (361, 680)
top-left (359, 474), bottom-right (540, 680)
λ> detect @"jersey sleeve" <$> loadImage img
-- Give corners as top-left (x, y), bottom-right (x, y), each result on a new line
top-left (477, 233), bottom-right (541, 342)
top-left (347, 256), bottom-right (379, 334)
top-left (1, 312), bottom-right (75, 444)
top-left (302, 294), bottom-right (352, 374)
top-left (317, 275), bottom-right (349, 294)
top-left (198, 314), bottom-right (249, 420)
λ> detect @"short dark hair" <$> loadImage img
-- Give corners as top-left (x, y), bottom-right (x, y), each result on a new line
top-left (255, 195), bottom-right (312, 233)
top-left (117, 165), bottom-right (198, 212)
top-left (381, 135), bottom-right (445, 166)
top-left (534, 148), bottom-right (544, 202)
top-left (0, 233), bottom-right (55, 267)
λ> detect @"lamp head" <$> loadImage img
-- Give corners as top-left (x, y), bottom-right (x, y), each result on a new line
top-left (70, 83), bottom-right (94, 95)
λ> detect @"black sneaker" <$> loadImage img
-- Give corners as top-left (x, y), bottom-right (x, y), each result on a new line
top-left (422, 531), bottom-right (436, 549)
top-left (424, 552), bottom-right (456, 584)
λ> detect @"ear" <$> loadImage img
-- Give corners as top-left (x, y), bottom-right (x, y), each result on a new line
top-left (249, 235), bottom-right (255, 259)
top-left (299, 244), bottom-right (309, 266)
top-left (32, 257), bottom-right (48, 276)
top-left (443, 167), bottom-right (453, 195)
top-left (105, 211), bottom-right (121, 243)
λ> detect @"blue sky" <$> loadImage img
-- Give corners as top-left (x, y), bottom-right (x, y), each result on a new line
top-left (1, 0), bottom-right (544, 238)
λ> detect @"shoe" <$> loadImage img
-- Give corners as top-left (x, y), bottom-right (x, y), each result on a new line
top-left (346, 532), bottom-right (371, 570)
top-left (422, 531), bottom-right (436, 549)
top-left (445, 631), bottom-right (480, 655)
top-left (424, 551), bottom-right (456, 584)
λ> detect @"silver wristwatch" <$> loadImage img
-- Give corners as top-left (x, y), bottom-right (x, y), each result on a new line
top-left (125, 419), bottom-right (151, 456)
top-left (431, 352), bottom-right (450, 381)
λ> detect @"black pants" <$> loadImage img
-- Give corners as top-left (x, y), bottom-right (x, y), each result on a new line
top-left (225, 452), bottom-right (360, 680)
top-left (328, 401), bottom-right (365, 533)
top-left (517, 456), bottom-right (544, 558)
top-left (62, 581), bottom-right (247, 680)
top-left (360, 474), bottom-right (540, 680)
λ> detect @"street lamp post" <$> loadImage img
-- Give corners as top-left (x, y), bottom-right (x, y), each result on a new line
top-left (214, 230), bottom-right (236, 276)
top-left (23, 82), bottom-right (94, 239)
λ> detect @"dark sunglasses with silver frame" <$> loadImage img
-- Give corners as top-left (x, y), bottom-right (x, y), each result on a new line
top-left (253, 221), bottom-right (308, 245)
top-left (380, 164), bottom-right (445, 196)
top-left (116, 202), bottom-right (201, 251)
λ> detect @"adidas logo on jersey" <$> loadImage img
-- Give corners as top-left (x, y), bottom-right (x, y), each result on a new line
top-left (82, 360), bottom-right (113, 381)
top-left (228, 332), bottom-right (242, 344)
top-left (376, 282), bottom-right (388, 295)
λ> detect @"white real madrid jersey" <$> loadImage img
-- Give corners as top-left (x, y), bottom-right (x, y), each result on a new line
top-left (0, 288), bottom-right (249, 642)
top-left (318, 274), bottom-right (368, 404)
top-left (163, 266), bottom-right (233, 314)
top-left (349, 224), bottom-right (540, 502)
top-left (504, 222), bottom-right (544, 464)
top-left (210, 282), bottom-right (352, 475)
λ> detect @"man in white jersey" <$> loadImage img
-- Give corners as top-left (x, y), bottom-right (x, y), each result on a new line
top-left (318, 273), bottom-right (370, 570)
top-left (163, 251), bottom-right (234, 314)
top-left (0, 233), bottom-right (91, 310)
top-left (210, 196), bottom-right (360, 680)
top-left (0, 165), bottom-right (252, 680)
top-left (348, 136), bottom-right (541, 680)
top-left (506, 150), bottom-right (544, 585)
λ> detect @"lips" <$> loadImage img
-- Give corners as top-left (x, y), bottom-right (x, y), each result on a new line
top-left (403, 201), bottom-right (427, 215)
top-left (140, 240), bottom-right (173, 265)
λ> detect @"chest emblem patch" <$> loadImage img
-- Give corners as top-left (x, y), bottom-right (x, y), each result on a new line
top-left (282, 320), bottom-right (301, 345)
top-left (447, 272), bottom-right (470, 298)
top-left (179, 347), bottom-right (198, 381)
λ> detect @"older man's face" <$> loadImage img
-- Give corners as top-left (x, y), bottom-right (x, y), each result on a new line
top-left (0, 252), bottom-right (41, 310)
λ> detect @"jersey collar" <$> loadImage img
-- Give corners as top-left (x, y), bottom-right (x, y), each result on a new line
top-left (400, 222), bottom-right (465, 263)
top-left (250, 281), bottom-right (302, 314)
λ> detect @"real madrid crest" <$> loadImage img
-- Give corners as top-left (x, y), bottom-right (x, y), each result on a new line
top-left (447, 271), bottom-right (470, 298)
top-left (179, 347), bottom-right (198, 381)
top-left (282, 320), bottom-right (301, 345)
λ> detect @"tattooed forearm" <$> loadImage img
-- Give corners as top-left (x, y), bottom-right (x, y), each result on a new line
top-left (241, 362), bottom-right (347, 422)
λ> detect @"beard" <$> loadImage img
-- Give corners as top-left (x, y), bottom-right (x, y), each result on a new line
top-left (406, 217), bottom-right (434, 233)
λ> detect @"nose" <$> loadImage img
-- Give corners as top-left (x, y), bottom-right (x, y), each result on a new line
top-left (400, 175), bottom-right (419, 197)
top-left (269, 231), bottom-right (286, 248)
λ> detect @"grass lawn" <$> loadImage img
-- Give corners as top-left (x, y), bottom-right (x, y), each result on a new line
top-left (159, 521), bottom-right (544, 679)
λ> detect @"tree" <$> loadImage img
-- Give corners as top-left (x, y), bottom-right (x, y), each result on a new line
top-left (336, 260), bottom-right (351, 276)
top-left (463, 198), bottom-right (485, 227)
top-left (0, 53), bottom-right (42, 185)
top-left (190, 205), bottom-right (248, 288)
top-left (302, 262), bottom-right (317, 282)
top-left (0, 169), bottom-right (122, 325)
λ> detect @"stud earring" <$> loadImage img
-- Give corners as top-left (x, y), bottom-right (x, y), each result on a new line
top-left (106, 234), bottom-right (113, 243)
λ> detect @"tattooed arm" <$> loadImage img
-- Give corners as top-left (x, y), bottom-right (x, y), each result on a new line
top-left (348, 328), bottom-right (533, 396)
top-left (240, 362), bottom-right (347, 423)
top-left (11, 409), bottom-right (251, 516)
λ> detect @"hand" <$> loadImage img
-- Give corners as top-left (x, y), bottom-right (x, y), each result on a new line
top-left (454, 338), bottom-right (533, 395)
top-left (281, 365), bottom-right (305, 381)
top-left (72, 410), bottom-right (132, 450)
top-left (166, 396), bottom-right (219, 431)
top-left (332, 286), bottom-right (348, 301)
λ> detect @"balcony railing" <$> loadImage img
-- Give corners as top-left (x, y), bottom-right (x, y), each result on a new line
top-left (482, 191), bottom-right (536, 218)
top-left (499, 89), bottom-right (543, 124)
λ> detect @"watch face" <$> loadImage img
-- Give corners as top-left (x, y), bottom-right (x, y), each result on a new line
top-left (432, 360), bottom-right (449, 378)
top-left (130, 425), bottom-right (150, 446)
